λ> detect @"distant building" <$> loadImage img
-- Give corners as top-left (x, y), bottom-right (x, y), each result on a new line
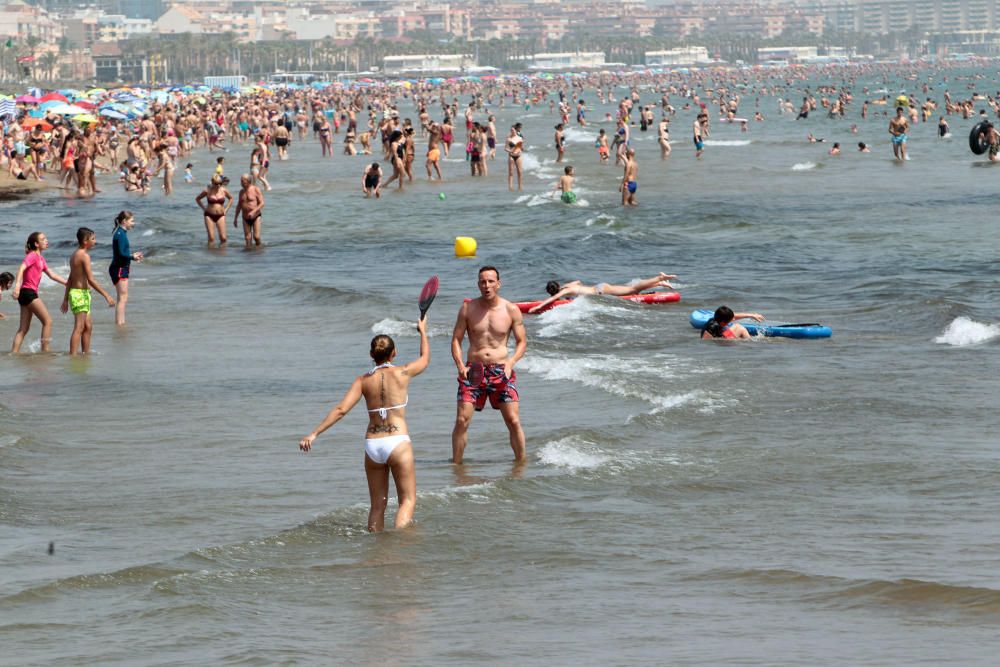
top-left (856, 0), bottom-right (1000, 35)
top-left (382, 53), bottom-right (475, 75)
top-left (287, 9), bottom-right (382, 41)
top-left (154, 5), bottom-right (204, 34)
top-left (118, 0), bottom-right (165, 21)
top-left (92, 40), bottom-right (149, 83)
top-left (514, 52), bottom-right (606, 71)
top-left (98, 14), bottom-right (154, 41)
top-left (0, 0), bottom-right (62, 43)
top-left (645, 46), bottom-right (710, 66)
top-left (757, 46), bottom-right (819, 62)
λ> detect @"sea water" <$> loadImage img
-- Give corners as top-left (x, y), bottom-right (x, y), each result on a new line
top-left (2, 73), bottom-right (1000, 664)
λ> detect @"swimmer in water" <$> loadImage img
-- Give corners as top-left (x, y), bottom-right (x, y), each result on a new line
top-left (858, 142), bottom-right (871, 153)
top-left (700, 306), bottom-right (764, 340)
top-left (299, 318), bottom-right (430, 532)
top-left (553, 165), bottom-right (576, 204)
top-left (528, 272), bottom-right (676, 313)
top-left (362, 162), bottom-right (382, 198)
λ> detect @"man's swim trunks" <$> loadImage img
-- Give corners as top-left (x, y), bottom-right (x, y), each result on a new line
top-left (68, 288), bottom-right (91, 315)
top-left (892, 133), bottom-right (907, 145)
top-left (627, 181), bottom-right (638, 193)
top-left (561, 191), bottom-right (577, 204)
top-left (457, 362), bottom-right (519, 411)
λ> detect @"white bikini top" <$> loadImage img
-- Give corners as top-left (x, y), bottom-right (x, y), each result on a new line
top-left (366, 362), bottom-right (408, 419)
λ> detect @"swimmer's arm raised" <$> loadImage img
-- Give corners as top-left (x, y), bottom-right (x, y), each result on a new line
top-left (299, 376), bottom-right (363, 452)
top-left (403, 317), bottom-right (430, 377)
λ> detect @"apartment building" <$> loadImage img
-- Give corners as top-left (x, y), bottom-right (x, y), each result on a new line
top-left (857, 0), bottom-right (1000, 34)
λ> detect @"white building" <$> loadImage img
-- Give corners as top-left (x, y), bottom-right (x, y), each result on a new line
top-left (516, 51), bottom-right (606, 71)
top-left (287, 9), bottom-right (382, 41)
top-left (757, 46), bottom-right (819, 62)
top-left (645, 47), bottom-right (710, 66)
top-left (98, 14), bottom-right (154, 41)
top-left (0, 0), bottom-right (62, 43)
top-left (382, 53), bottom-right (475, 75)
top-left (154, 5), bottom-right (203, 34)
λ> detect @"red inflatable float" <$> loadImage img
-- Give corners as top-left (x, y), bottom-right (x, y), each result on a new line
top-left (514, 291), bottom-right (681, 314)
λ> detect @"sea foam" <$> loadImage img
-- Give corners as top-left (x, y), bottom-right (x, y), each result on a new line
top-left (934, 317), bottom-right (1000, 346)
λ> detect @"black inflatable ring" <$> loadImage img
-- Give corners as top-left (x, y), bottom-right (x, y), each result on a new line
top-left (970, 120), bottom-right (990, 155)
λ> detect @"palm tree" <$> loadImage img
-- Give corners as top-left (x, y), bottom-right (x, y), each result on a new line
top-left (40, 51), bottom-right (58, 81)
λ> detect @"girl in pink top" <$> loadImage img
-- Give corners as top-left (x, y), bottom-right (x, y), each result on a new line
top-left (12, 231), bottom-right (67, 353)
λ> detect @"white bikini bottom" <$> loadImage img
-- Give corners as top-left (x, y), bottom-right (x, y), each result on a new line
top-left (364, 435), bottom-right (411, 465)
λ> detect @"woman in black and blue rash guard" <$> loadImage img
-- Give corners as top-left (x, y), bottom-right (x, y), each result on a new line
top-left (109, 210), bottom-right (142, 326)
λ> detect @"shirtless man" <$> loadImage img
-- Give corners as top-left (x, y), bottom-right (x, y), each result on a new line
top-left (528, 273), bottom-right (676, 313)
top-left (620, 147), bottom-right (638, 207)
top-left (451, 266), bottom-right (527, 464)
top-left (235, 174), bottom-right (264, 248)
top-left (658, 116), bottom-right (671, 158)
top-left (889, 106), bottom-right (909, 161)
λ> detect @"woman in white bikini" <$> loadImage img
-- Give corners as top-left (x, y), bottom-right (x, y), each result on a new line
top-left (299, 318), bottom-right (429, 532)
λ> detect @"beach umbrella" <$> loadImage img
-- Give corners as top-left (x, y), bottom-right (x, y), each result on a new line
top-left (75, 100), bottom-right (96, 110)
top-left (22, 117), bottom-right (52, 131)
top-left (48, 103), bottom-right (87, 115)
top-left (72, 113), bottom-right (98, 124)
top-left (99, 108), bottom-right (128, 120)
top-left (86, 88), bottom-right (107, 97)
top-left (39, 100), bottom-right (63, 111)
top-left (40, 92), bottom-right (68, 103)
top-left (15, 94), bottom-right (39, 103)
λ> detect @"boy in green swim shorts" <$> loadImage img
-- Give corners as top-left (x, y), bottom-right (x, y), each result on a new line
top-left (554, 165), bottom-right (576, 204)
top-left (61, 227), bottom-right (115, 356)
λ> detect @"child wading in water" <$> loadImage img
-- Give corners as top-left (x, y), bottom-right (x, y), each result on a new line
top-left (61, 227), bottom-right (115, 355)
top-left (110, 211), bottom-right (143, 326)
top-left (11, 232), bottom-right (67, 353)
top-left (553, 165), bottom-right (576, 204)
top-left (0, 272), bottom-right (13, 319)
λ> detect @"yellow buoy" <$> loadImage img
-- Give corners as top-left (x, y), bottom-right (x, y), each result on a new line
top-left (455, 236), bottom-right (477, 258)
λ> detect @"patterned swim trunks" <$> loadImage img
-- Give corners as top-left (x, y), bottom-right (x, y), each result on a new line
top-left (68, 288), bottom-right (91, 315)
top-left (457, 362), bottom-right (519, 411)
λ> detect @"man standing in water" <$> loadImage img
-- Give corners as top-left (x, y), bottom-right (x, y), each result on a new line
top-left (451, 266), bottom-right (527, 464)
top-left (620, 147), bottom-right (638, 207)
top-left (889, 106), bottom-right (909, 161)
top-left (235, 174), bottom-right (265, 248)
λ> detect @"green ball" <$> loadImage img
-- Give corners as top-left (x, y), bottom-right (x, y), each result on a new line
top-left (439, 192), bottom-right (446, 200)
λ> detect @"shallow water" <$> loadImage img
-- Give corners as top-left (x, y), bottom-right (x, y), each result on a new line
top-left (2, 73), bottom-right (1000, 665)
